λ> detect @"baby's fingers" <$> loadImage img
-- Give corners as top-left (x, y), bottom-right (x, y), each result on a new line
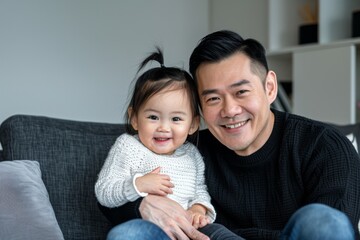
top-left (198, 217), bottom-right (209, 228)
top-left (161, 184), bottom-right (173, 194)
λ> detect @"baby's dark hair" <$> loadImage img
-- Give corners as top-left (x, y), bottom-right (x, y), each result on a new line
top-left (125, 47), bottom-right (200, 136)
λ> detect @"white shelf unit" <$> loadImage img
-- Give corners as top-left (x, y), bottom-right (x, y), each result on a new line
top-left (267, 0), bottom-right (360, 124)
top-left (268, 0), bottom-right (360, 51)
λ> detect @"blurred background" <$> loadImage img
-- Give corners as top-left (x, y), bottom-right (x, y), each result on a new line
top-left (2, 0), bottom-right (359, 129)
top-left (0, 0), bottom-right (266, 125)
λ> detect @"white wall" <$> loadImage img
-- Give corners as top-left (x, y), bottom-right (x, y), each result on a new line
top-left (209, 0), bottom-right (268, 48)
top-left (0, 0), bottom-right (209, 124)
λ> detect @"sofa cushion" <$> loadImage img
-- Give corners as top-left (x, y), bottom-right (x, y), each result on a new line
top-left (0, 160), bottom-right (64, 240)
top-left (0, 115), bottom-right (126, 240)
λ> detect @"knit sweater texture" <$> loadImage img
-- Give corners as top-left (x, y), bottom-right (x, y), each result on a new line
top-left (197, 110), bottom-right (360, 239)
top-left (95, 133), bottom-right (216, 222)
top-left (101, 110), bottom-right (360, 239)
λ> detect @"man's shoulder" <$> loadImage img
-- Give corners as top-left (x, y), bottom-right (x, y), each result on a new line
top-left (281, 111), bottom-right (352, 150)
top-left (282, 111), bottom-right (334, 134)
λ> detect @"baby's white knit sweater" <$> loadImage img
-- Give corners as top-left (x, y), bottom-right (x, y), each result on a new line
top-left (95, 133), bottom-right (216, 222)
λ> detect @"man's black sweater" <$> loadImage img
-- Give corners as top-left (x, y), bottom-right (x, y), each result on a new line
top-left (98, 110), bottom-right (360, 239)
top-left (198, 110), bottom-right (360, 239)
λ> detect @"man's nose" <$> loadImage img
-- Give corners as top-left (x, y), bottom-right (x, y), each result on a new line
top-left (221, 97), bottom-right (241, 118)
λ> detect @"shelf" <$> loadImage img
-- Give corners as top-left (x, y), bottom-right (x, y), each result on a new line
top-left (268, 0), bottom-right (360, 52)
top-left (267, 37), bottom-right (360, 81)
top-left (267, 37), bottom-right (360, 57)
top-left (266, 0), bottom-right (360, 124)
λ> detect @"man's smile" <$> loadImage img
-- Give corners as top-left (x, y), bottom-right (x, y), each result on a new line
top-left (223, 120), bottom-right (248, 129)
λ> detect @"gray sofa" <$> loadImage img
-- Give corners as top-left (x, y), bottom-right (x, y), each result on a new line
top-left (0, 114), bottom-right (126, 240)
top-left (0, 114), bottom-right (359, 240)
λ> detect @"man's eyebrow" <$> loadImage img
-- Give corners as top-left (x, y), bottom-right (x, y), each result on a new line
top-left (201, 88), bottom-right (218, 96)
top-left (230, 79), bottom-right (250, 88)
top-left (201, 79), bottom-right (250, 96)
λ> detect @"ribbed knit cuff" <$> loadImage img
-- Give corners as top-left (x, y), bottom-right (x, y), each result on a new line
top-left (132, 173), bottom-right (148, 197)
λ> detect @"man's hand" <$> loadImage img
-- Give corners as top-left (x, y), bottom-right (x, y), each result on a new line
top-left (139, 195), bottom-right (210, 240)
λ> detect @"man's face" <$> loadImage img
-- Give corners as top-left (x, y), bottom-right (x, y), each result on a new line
top-left (196, 52), bottom-right (277, 156)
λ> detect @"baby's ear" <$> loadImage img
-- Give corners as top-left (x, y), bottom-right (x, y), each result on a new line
top-left (128, 107), bottom-right (138, 130)
top-left (189, 116), bottom-right (200, 135)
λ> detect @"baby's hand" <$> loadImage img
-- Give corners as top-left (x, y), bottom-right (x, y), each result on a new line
top-left (135, 167), bottom-right (174, 196)
top-left (187, 204), bottom-right (210, 229)
top-left (189, 212), bottom-right (210, 229)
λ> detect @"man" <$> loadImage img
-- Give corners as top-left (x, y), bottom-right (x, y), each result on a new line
top-left (101, 30), bottom-right (360, 240)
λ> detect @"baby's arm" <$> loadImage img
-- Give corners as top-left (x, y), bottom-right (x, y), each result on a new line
top-left (134, 167), bottom-right (174, 196)
top-left (187, 204), bottom-right (210, 229)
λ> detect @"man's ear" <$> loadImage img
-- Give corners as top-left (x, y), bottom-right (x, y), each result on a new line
top-left (265, 70), bottom-right (278, 104)
top-left (128, 107), bottom-right (138, 130)
top-left (189, 116), bottom-right (200, 135)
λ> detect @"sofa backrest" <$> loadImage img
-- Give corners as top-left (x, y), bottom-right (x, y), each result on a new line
top-left (0, 114), bottom-right (126, 240)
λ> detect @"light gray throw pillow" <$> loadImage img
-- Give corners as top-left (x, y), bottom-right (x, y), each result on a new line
top-left (0, 160), bottom-right (64, 240)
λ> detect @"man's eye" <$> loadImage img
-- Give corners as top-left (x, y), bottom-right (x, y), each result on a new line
top-left (206, 97), bottom-right (220, 103)
top-left (237, 89), bottom-right (249, 96)
top-left (148, 115), bottom-right (158, 120)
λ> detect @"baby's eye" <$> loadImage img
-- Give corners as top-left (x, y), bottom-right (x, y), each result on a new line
top-left (147, 115), bottom-right (159, 120)
top-left (172, 117), bottom-right (182, 122)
